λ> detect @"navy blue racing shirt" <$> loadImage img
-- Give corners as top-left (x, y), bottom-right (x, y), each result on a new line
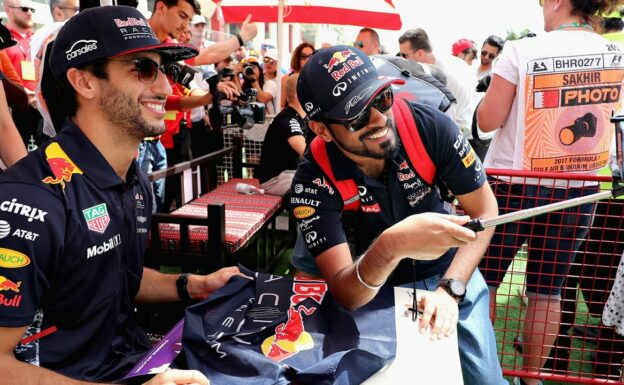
top-left (0, 120), bottom-right (152, 382)
top-left (291, 103), bottom-right (486, 285)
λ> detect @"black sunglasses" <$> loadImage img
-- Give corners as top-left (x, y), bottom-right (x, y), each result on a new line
top-left (398, 52), bottom-right (408, 59)
top-left (324, 86), bottom-right (394, 132)
top-left (109, 57), bottom-right (178, 84)
top-left (10, 5), bottom-right (34, 13)
top-left (481, 50), bottom-right (497, 60)
top-left (300, 52), bottom-right (313, 60)
top-left (354, 41), bottom-right (364, 48)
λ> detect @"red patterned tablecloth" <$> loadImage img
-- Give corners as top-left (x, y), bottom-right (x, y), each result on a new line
top-left (157, 179), bottom-right (283, 254)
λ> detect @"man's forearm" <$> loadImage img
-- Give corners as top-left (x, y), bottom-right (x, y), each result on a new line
top-left (136, 267), bottom-right (179, 303)
top-left (443, 226), bottom-right (494, 283)
top-left (193, 36), bottom-right (241, 66)
top-left (323, 237), bottom-right (399, 311)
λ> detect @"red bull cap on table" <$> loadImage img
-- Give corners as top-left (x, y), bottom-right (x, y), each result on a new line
top-left (297, 45), bottom-right (404, 122)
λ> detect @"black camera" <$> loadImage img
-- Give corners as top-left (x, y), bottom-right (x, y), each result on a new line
top-left (167, 62), bottom-right (200, 89)
top-left (209, 88), bottom-right (266, 131)
top-left (243, 65), bottom-right (255, 78)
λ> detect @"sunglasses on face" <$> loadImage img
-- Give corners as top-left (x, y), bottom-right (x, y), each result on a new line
top-left (399, 52), bottom-right (408, 59)
top-left (481, 50), bottom-right (497, 60)
top-left (110, 57), bottom-right (178, 84)
top-left (300, 52), bottom-right (313, 60)
top-left (323, 86), bottom-right (394, 132)
top-left (263, 58), bottom-right (275, 65)
top-left (353, 41), bottom-right (364, 48)
top-left (10, 5), bottom-right (34, 13)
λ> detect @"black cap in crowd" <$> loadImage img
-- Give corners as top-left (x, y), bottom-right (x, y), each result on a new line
top-left (297, 45), bottom-right (403, 121)
top-left (48, 5), bottom-right (198, 80)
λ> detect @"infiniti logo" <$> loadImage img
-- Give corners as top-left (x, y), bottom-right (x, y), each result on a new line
top-left (305, 231), bottom-right (318, 243)
top-left (332, 82), bottom-right (347, 96)
top-left (305, 102), bottom-right (314, 112)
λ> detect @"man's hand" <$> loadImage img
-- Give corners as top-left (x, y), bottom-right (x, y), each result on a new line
top-left (418, 289), bottom-right (459, 340)
top-left (217, 81), bottom-right (240, 100)
top-left (188, 266), bottom-right (247, 300)
top-left (143, 369), bottom-right (209, 385)
top-left (381, 213), bottom-right (476, 263)
top-left (238, 15), bottom-right (258, 42)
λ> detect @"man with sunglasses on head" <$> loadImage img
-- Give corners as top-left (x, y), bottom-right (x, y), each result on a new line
top-left (0, 7), bottom-right (241, 385)
top-left (476, 35), bottom-right (504, 80)
top-left (291, 45), bottom-right (505, 385)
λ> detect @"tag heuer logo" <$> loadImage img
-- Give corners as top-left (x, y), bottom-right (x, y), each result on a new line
top-left (82, 203), bottom-right (110, 234)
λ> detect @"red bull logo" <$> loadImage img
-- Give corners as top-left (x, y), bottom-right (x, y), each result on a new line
top-left (261, 306), bottom-right (316, 362)
top-left (42, 142), bottom-right (83, 189)
top-left (0, 293), bottom-right (22, 308)
top-left (0, 276), bottom-right (20, 292)
top-left (324, 50), bottom-right (354, 73)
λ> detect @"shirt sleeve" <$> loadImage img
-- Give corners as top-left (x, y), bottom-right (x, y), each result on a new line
top-left (290, 159), bottom-right (347, 257)
top-left (492, 40), bottom-right (520, 86)
top-left (0, 183), bottom-right (65, 326)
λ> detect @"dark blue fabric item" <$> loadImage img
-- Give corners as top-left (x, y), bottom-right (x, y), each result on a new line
top-left (179, 267), bottom-right (396, 385)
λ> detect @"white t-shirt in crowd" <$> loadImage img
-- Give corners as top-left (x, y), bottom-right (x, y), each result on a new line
top-left (263, 78), bottom-right (278, 116)
top-left (484, 30), bottom-right (624, 186)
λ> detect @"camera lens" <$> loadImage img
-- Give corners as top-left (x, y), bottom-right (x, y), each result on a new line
top-left (244, 65), bottom-right (255, 77)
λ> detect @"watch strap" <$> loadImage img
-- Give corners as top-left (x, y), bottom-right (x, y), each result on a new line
top-left (176, 273), bottom-right (192, 302)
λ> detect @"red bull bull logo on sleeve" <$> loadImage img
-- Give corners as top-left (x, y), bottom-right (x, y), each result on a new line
top-left (0, 275), bottom-right (21, 292)
top-left (42, 142), bottom-right (83, 189)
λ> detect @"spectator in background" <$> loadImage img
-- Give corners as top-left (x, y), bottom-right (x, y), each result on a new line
top-left (477, 1), bottom-right (623, 384)
top-left (0, 83), bottom-right (27, 169)
top-left (49, 0), bottom-right (79, 21)
top-left (355, 27), bottom-right (381, 56)
top-left (452, 38), bottom-right (477, 65)
top-left (263, 48), bottom-right (278, 82)
top-left (280, 42), bottom-right (314, 109)
top-left (4, 0), bottom-right (48, 149)
top-left (399, 28), bottom-right (478, 143)
top-left (257, 73), bottom-right (306, 195)
top-left (235, 57), bottom-right (277, 115)
top-left (477, 35), bottom-right (504, 79)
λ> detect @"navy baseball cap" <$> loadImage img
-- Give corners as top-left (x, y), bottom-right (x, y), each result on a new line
top-left (49, 5), bottom-right (198, 80)
top-left (297, 45), bottom-right (404, 121)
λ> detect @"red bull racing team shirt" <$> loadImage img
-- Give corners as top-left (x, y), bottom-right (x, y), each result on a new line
top-left (291, 103), bottom-right (486, 284)
top-left (0, 119), bottom-right (153, 382)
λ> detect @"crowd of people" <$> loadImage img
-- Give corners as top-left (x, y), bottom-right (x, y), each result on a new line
top-left (1, 0), bottom-right (624, 385)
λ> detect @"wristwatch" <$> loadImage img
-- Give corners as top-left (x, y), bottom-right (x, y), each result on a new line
top-left (176, 273), bottom-right (192, 302)
top-left (437, 278), bottom-right (466, 301)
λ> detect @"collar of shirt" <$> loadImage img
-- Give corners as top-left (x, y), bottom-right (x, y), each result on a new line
top-left (55, 118), bottom-right (140, 189)
top-left (7, 26), bottom-right (33, 41)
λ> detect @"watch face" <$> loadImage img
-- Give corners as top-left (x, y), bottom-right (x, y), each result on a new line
top-left (449, 280), bottom-right (466, 296)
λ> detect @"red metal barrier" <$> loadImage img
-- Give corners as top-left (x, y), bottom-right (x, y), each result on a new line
top-left (478, 169), bottom-right (624, 384)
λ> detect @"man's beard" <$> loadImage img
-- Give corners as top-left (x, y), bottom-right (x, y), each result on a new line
top-left (98, 81), bottom-right (166, 140)
top-left (330, 117), bottom-right (397, 160)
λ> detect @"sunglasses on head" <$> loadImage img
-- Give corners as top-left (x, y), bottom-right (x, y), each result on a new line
top-left (109, 57), bottom-right (179, 84)
top-left (10, 5), bottom-right (34, 12)
top-left (480, 50), bottom-right (497, 60)
top-left (353, 41), bottom-right (364, 48)
top-left (323, 86), bottom-right (394, 132)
